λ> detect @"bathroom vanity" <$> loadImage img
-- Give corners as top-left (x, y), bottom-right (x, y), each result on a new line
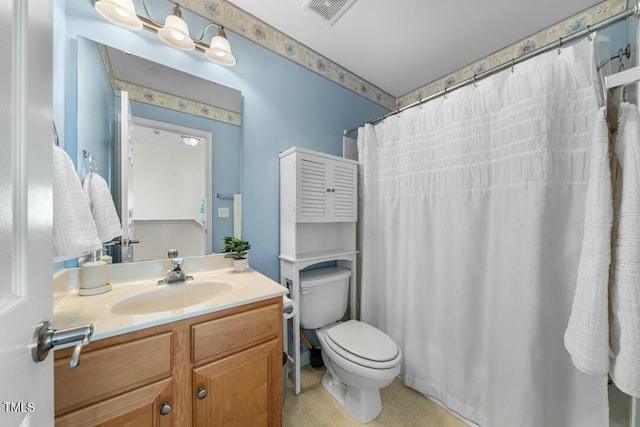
top-left (52, 256), bottom-right (286, 426)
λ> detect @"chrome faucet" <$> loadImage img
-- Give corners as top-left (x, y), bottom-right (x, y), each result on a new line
top-left (158, 251), bottom-right (194, 285)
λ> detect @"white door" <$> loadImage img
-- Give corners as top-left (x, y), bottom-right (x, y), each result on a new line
top-left (117, 91), bottom-right (136, 262)
top-left (0, 1), bottom-right (54, 425)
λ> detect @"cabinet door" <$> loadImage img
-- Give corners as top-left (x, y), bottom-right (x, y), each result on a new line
top-left (296, 153), bottom-right (330, 222)
top-left (330, 160), bottom-right (357, 222)
top-left (55, 378), bottom-right (173, 427)
top-left (193, 338), bottom-right (282, 427)
top-left (295, 153), bottom-right (357, 223)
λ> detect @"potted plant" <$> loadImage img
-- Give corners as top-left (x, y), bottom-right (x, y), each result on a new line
top-left (223, 236), bottom-right (251, 272)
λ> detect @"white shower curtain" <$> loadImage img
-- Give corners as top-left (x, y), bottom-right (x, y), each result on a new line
top-left (358, 37), bottom-right (608, 426)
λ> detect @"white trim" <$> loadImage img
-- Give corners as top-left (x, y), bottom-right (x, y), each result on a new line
top-left (605, 66), bottom-right (640, 89)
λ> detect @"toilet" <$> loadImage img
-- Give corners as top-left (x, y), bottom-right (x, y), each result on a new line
top-left (299, 267), bottom-right (402, 423)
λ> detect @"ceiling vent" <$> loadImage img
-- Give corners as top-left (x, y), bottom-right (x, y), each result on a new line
top-left (303, 0), bottom-right (357, 26)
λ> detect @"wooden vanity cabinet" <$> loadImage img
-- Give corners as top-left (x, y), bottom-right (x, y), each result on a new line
top-left (54, 297), bottom-right (283, 427)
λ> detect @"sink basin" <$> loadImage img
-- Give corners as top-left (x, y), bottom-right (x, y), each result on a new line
top-left (111, 280), bottom-right (235, 315)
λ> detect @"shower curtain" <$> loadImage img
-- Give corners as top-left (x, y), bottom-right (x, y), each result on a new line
top-left (358, 37), bottom-right (608, 426)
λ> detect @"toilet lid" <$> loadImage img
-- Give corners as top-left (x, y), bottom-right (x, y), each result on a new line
top-left (326, 320), bottom-right (398, 363)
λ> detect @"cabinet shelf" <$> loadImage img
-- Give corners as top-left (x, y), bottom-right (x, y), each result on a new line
top-left (279, 248), bottom-right (357, 264)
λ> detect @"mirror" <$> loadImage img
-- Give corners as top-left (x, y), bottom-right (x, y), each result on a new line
top-left (129, 117), bottom-right (211, 262)
top-left (76, 36), bottom-right (243, 262)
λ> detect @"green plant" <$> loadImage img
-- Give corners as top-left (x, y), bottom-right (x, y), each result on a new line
top-left (223, 236), bottom-right (251, 260)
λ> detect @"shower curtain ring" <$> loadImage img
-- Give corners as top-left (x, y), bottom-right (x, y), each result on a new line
top-left (557, 37), bottom-right (563, 55)
top-left (586, 25), bottom-right (593, 40)
top-left (473, 74), bottom-right (478, 87)
top-left (511, 59), bottom-right (515, 73)
top-left (443, 86), bottom-right (448, 99)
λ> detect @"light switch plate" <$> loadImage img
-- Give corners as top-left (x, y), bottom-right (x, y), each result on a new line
top-left (218, 207), bottom-right (230, 218)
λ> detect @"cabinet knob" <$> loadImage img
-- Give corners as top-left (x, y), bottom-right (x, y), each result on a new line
top-left (331, 188), bottom-right (336, 192)
top-left (197, 387), bottom-right (208, 399)
top-left (159, 402), bottom-right (172, 416)
top-left (326, 188), bottom-right (331, 192)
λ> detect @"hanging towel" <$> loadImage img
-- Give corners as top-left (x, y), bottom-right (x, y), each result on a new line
top-left (564, 107), bottom-right (613, 377)
top-left (53, 146), bottom-right (102, 261)
top-left (83, 172), bottom-right (123, 243)
top-left (609, 102), bottom-right (640, 397)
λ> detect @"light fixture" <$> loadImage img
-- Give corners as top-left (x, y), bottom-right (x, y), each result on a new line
top-left (157, 4), bottom-right (195, 51)
top-left (205, 27), bottom-right (237, 66)
top-left (94, 0), bottom-right (143, 31)
top-left (93, 0), bottom-right (237, 66)
top-left (181, 135), bottom-right (200, 146)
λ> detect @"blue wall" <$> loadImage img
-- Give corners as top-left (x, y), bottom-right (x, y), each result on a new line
top-left (234, 35), bottom-right (388, 280)
top-left (57, 0), bottom-right (388, 280)
top-left (77, 37), bottom-right (116, 184)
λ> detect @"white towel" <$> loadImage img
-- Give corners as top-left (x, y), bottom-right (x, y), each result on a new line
top-left (564, 107), bottom-right (613, 377)
top-left (609, 103), bottom-right (640, 397)
top-left (53, 146), bottom-right (102, 261)
top-left (83, 172), bottom-right (122, 243)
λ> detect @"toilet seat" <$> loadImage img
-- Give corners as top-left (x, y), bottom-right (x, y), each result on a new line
top-left (324, 320), bottom-right (400, 370)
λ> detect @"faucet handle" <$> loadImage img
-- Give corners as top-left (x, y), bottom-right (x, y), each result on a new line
top-left (171, 257), bottom-right (184, 269)
top-left (168, 249), bottom-right (179, 259)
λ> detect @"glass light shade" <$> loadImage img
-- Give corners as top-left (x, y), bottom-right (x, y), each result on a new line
top-left (205, 28), bottom-right (237, 66)
top-left (158, 13), bottom-right (195, 51)
top-left (181, 136), bottom-right (200, 146)
top-left (94, 0), bottom-right (142, 31)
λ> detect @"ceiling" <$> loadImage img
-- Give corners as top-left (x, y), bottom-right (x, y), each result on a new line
top-left (225, 0), bottom-right (602, 98)
top-left (132, 124), bottom-right (205, 149)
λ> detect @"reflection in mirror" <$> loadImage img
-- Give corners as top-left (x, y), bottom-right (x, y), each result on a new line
top-left (131, 118), bottom-right (210, 262)
top-left (76, 36), bottom-right (243, 263)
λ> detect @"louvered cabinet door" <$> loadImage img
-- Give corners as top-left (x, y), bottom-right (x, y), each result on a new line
top-left (296, 155), bottom-right (330, 222)
top-left (330, 161), bottom-right (357, 222)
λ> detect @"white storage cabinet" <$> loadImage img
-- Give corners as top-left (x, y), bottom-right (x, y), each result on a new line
top-left (279, 147), bottom-right (358, 395)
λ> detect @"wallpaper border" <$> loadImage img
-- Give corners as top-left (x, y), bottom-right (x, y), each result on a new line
top-left (177, 0), bottom-right (628, 112)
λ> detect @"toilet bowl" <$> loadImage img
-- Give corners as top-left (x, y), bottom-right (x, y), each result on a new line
top-left (315, 320), bottom-right (402, 423)
top-left (298, 267), bottom-right (402, 423)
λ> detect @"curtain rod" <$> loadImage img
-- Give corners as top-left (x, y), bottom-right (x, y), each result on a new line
top-left (344, 3), bottom-right (640, 137)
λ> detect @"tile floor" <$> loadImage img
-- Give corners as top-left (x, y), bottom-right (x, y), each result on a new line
top-left (283, 365), bottom-right (468, 426)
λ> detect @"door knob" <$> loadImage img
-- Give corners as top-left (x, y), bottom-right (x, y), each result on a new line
top-left (32, 320), bottom-right (94, 367)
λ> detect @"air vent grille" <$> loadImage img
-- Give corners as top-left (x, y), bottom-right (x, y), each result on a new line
top-left (303, 0), bottom-right (357, 25)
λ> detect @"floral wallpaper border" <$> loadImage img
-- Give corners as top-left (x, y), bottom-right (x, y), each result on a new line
top-left (396, 0), bottom-right (628, 109)
top-left (97, 43), bottom-right (119, 95)
top-left (176, 0), bottom-right (628, 113)
top-left (116, 81), bottom-right (243, 126)
top-left (97, 43), bottom-right (242, 126)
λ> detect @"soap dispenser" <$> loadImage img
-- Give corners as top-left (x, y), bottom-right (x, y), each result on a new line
top-left (99, 246), bottom-right (112, 264)
top-left (79, 250), bottom-right (112, 296)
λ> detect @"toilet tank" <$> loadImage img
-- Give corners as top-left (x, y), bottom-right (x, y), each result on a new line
top-left (299, 267), bottom-right (351, 329)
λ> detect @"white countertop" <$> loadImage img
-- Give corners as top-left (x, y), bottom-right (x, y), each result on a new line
top-left (53, 266), bottom-right (288, 347)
